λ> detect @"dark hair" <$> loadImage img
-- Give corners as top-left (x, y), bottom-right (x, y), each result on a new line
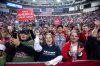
top-left (48, 30), bottom-right (54, 35)
top-left (19, 28), bottom-right (30, 34)
top-left (45, 32), bottom-right (54, 36)
top-left (57, 25), bottom-right (63, 29)
top-left (82, 24), bottom-right (89, 27)
top-left (98, 29), bottom-right (100, 33)
top-left (43, 27), bottom-right (48, 29)
top-left (95, 17), bottom-right (100, 21)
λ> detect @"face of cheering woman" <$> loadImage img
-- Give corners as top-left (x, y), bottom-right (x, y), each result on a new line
top-left (45, 33), bottom-right (53, 46)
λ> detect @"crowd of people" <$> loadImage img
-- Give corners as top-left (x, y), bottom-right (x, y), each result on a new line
top-left (0, 9), bottom-right (100, 66)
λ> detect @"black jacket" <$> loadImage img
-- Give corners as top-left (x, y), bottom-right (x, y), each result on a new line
top-left (5, 42), bottom-right (36, 62)
top-left (85, 36), bottom-right (100, 60)
top-left (5, 29), bottom-right (36, 62)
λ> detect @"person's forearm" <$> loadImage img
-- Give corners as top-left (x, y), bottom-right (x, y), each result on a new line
top-left (92, 27), bottom-right (98, 37)
top-left (34, 35), bottom-right (42, 52)
top-left (49, 55), bottom-right (63, 65)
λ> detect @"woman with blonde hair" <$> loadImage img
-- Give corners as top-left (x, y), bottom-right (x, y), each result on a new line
top-left (35, 32), bottom-right (62, 66)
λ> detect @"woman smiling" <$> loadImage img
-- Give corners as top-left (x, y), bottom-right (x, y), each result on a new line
top-left (35, 32), bottom-right (62, 66)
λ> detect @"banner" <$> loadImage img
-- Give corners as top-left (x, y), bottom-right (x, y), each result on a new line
top-left (53, 17), bottom-right (60, 26)
top-left (41, 8), bottom-right (52, 16)
top-left (17, 8), bottom-right (35, 21)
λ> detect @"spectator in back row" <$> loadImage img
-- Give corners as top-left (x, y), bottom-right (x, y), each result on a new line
top-left (40, 27), bottom-right (48, 35)
top-left (54, 25), bottom-right (67, 50)
top-left (78, 24), bottom-right (91, 45)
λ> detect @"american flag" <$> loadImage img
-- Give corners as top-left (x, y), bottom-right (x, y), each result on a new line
top-left (41, 8), bottom-right (53, 16)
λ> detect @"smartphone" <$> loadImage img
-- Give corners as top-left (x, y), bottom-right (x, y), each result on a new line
top-left (12, 31), bottom-right (18, 39)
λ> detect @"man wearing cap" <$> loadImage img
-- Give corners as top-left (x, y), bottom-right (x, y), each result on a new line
top-left (5, 28), bottom-right (42, 62)
top-left (0, 44), bottom-right (6, 66)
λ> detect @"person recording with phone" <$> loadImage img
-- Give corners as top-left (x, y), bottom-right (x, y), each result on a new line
top-left (4, 28), bottom-right (41, 62)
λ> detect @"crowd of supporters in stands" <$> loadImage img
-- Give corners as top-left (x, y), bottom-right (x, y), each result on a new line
top-left (0, 9), bottom-right (100, 66)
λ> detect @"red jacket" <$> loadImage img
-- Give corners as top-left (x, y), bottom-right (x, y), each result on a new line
top-left (78, 31), bottom-right (90, 43)
top-left (61, 41), bottom-right (87, 62)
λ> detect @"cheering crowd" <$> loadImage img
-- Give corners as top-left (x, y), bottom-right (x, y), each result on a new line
top-left (0, 9), bottom-right (100, 66)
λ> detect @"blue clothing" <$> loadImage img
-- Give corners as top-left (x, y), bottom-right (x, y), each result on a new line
top-left (38, 44), bottom-right (61, 61)
top-left (54, 33), bottom-right (66, 50)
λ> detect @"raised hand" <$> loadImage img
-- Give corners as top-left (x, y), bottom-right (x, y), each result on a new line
top-left (35, 30), bottom-right (40, 36)
top-left (77, 46), bottom-right (84, 54)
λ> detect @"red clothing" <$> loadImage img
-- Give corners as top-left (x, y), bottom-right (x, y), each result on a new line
top-left (64, 34), bottom-right (70, 42)
top-left (78, 31), bottom-right (90, 43)
top-left (61, 41), bottom-right (87, 62)
top-left (63, 31), bottom-right (70, 42)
